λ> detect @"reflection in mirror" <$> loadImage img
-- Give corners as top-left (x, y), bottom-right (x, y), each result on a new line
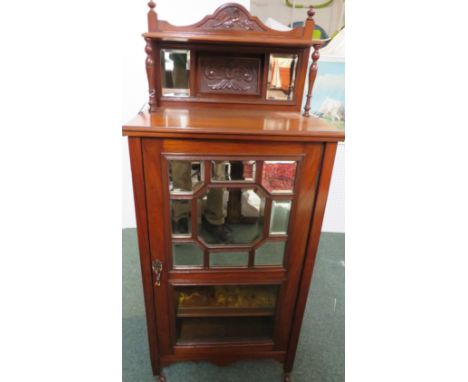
top-left (211, 161), bottom-right (256, 182)
top-left (262, 161), bottom-right (297, 194)
top-left (255, 241), bottom-right (286, 266)
top-left (160, 49), bottom-right (190, 97)
top-left (267, 54), bottom-right (298, 101)
top-left (270, 200), bottom-right (292, 235)
top-left (198, 188), bottom-right (265, 245)
top-left (172, 243), bottom-right (203, 268)
top-left (169, 160), bottom-right (204, 194)
top-left (171, 200), bottom-right (191, 236)
top-left (210, 251), bottom-right (249, 267)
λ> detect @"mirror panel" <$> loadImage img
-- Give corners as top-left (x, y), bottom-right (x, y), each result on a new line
top-left (262, 161), bottom-right (297, 194)
top-left (160, 49), bottom-right (190, 97)
top-left (211, 160), bottom-right (256, 182)
top-left (255, 241), bottom-right (286, 266)
top-left (171, 200), bottom-right (191, 236)
top-left (168, 160), bottom-right (204, 194)
top-left (172, 243), bottom-right (203, 268)
top-left (269, 200), bottom-right (292, 235)
top-left (198, 188), bottom-right (266, 245)
top-left (266, 54), bottom-right (298, 101)
top-left (210, 251), bottom-right (249, 267)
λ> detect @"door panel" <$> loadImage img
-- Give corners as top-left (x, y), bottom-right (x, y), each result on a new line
top-left (143, 139), bottom-right (324, 355)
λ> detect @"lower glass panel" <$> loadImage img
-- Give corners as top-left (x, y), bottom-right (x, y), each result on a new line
top-left (175, 285), bottom-right (279, 317)
top-left (176, 316), bottom-right (275, 344)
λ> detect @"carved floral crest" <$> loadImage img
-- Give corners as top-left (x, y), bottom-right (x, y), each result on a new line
top-left (200, 6), bottom-right (265, 32)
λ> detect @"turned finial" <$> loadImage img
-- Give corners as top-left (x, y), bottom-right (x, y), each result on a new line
top-left (147, 0), bottom-right (157, 31)
top-left (307, 6), bottom-right (315, 20)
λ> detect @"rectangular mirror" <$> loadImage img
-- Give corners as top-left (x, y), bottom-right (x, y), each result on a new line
top-left (168, 160), bottom-right (204, 194)
top-left (211, 160), bottom-right (256, 182)
top-left (210, 251), bottom-right (249, 267)
top-left (160, 49), bottom-right (190, 97)
top-left (266, 54), bottom-right (298, 101)
top-left (270, 200), bottom-right (292, 235)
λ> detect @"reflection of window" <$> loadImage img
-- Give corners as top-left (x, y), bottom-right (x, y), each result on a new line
top-left (160, 49), bottom-right (190, 97)
top-left (267, 54), bottom-right (298, 101)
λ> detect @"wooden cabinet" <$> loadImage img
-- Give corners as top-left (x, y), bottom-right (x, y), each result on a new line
top-left (123, 3), bottom-right (344, 381)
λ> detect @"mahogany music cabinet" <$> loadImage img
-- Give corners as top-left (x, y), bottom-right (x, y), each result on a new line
top-left (123, 3), bottom-right (344, 381)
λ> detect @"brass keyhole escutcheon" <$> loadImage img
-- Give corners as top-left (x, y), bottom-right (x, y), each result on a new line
top-left (152, 260), bottom-right (163, 287)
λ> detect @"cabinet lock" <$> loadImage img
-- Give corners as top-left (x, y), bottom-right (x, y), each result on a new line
top-left (152, 260), bottom-right (163, 287)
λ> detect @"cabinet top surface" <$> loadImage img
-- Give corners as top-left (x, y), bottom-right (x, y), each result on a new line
top-left (122, 108), bottom-right (345, 142)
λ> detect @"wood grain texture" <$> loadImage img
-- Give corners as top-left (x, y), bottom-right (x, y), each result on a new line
top-left (127, 138), bottom-right (161, 375)
top-left (141, 139), bottom-right (175, 356)
top-left (123, 108), bottom-right (344, 142)
top-left (284, 142), bottom-right (339, 373)
top-left (144, 3), bottom-right (322, 111)
top-left (147, 3), bottom-right (314, 45)
top-left (303, 43), bottom-right (321, 117)
top-left (145, 38), bottom-right (157, 111)
top-left (125, 2), bottom-right (344, 378)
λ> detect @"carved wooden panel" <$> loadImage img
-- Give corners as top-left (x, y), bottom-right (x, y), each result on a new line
top-left (199, 5), bottom-right (266, 32)
top-left (198, 55), bottom-right (261, 96)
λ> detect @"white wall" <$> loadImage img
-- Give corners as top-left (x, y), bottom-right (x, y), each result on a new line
top-left (251, 0), bottom-right (345, 37)
top-left (122, 0), bottom-right (344, 233)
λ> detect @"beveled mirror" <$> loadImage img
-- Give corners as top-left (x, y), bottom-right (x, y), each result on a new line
top-left (266, 54), bottom-right (298, 101)
top-left (160, 49), bottom-right (190, 97)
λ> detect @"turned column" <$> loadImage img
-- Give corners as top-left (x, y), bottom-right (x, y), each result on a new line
top-left (303, 7), bottom-right (321, 118)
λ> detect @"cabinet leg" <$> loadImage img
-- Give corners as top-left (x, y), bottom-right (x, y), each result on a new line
top-left (284, 372), bottom-right (292, 382)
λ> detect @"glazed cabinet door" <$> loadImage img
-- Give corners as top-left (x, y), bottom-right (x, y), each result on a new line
top-left (142, 139), bottom-right (324, 357)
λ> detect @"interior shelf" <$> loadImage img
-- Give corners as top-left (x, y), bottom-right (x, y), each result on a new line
top-left (175, 285), bottom-right (279, 318)
top-left (176, 316), bottom-right (275, 344)
top-left (177, 306), bottom-right (276, 318)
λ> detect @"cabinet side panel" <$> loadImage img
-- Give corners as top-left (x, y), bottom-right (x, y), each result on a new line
top-left (127, 137), bottom-right (160, 375)
top-left (284, 142), bottom-right (338, 373)
top-left (274, 143), bottom-right (324, 350)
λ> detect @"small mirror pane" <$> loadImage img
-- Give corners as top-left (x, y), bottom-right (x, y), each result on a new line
top-left (266, 54), bottom-right (298, 101)
top-left (255, 241), bottom-right (286, 266)
top-left (161, 49), bottom-right (190, 97)
top-left (172, 243), bottom-right (203, 268)
top-left (210, 251), bottom-right (249, 267)
top-left (169, 160), bottom-right (204, 194)
top-left (171, 200), bottom-right (191, 236)
top-left (212, 161), bottom-right (256, 182)
top-left (262, 161), bottom-right (297, 194)
top-left (270, 200), bottom-right (292, 235)
top-left (198, 188), bottom-right (265, 245)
